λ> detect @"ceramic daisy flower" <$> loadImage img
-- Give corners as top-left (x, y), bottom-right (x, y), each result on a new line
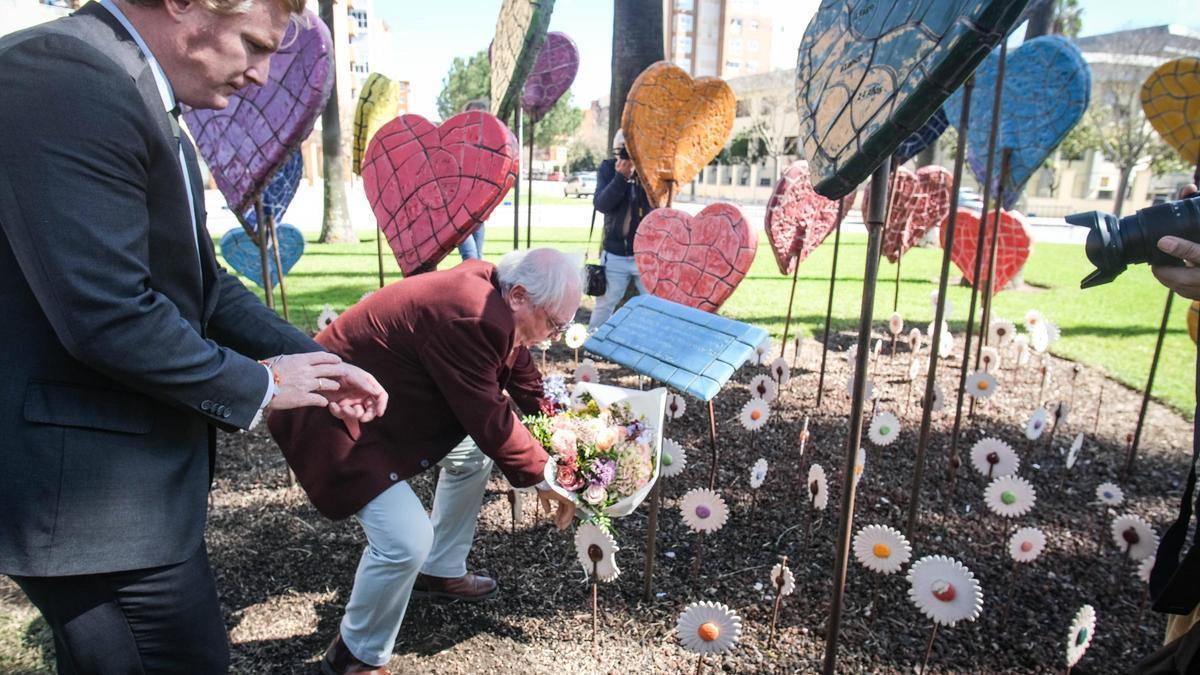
top-left (564, 323), bottom-right (588, 349)
top-left (749, 374), bottom-right (779, 403)
top-left (316, 304), bottom-right (338, 331)
top-left (770, 357), bottom-right (790, 386)
top-left (660, 437), bottom-right (687, 478)
top-left (749, 458), bottom-right (768, 489)
top-left (1111, 514), bottom-right (1158, 561)
top-left (1066, 433), bottom-right (1084, 470)
top-left (1065, 605), bottom-right (1096, 669)
top-left (1044, 320), bottom-right (1062, 345)
top-left (965, 371), bottom-right (998, 399)
top-left (853, 524), bottom-right (912, 575)
top-left (770, 562), bottom-right (796, 596)
top-left (984, 475), bottom-right (1037, 518)
top-left (908, 327), bottom-right (923, 354)
top-left (1137, 556), bottom-right (1155, 584)
top-left (979, 346), bottom-right (1001, 373)
top-left (680, 488), bottom-right (729, 534)
top-left (1096, 482), bottom-right (1125, 507)
top-left (1031, 323), bottom-right (1051, 354)
top-left (969, 437), bottom-right (1019, 479)
top-left (676, 601), bottom-right (741, 655)
top-left (922, 383), bottom-right (946, 413)
top-left (1025, 408), bottom-right (1049, 441)
top-left (739, 398), bottom-right (770, 432)
top-left (872, 338), bottom-right (884, 359)
top-left (853, 447), bottom-right (867, 487)
top-left (845, 374), bottom-right (876, 401)
top-left (907, 555), bottom-right (983, 626)
top-left (574, 522), bottom-right (620, 581)
top-left (930, 290), bottom-right (954, 319)
top-left (1008, 527), bottom-right (1047, 564)
top-left (574, 359), bottom-right (599, 384)
top-left (868, 411), bottom-right (901, 447)
top-left (908, 357), bottom-right (923, 382)
top-left (807, 464), bottom-right (828, 511)
top-left (1054, 401), bottom-right (1069, 427)
top-left (755, 338), bottom-right (773, 366)
top-left (1025, 309), bottom-right (1044, 332)
top-left (990, 318), bottom-right (1016, 346)
top-left (1016, 336), bottom-right (1031, 367)
top-left (927, 321), bottom-right (954, 358)
top-left (889, 312), bottom-right (904, 336)
top-left (666, 392), bottom-right (687, 420)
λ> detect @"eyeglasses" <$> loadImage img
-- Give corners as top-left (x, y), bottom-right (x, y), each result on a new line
top-left (541, 307), bottom-right (573, 337)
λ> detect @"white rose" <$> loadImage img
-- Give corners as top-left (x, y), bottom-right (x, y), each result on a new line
top-left (583, 483), bottom-right (607, 505)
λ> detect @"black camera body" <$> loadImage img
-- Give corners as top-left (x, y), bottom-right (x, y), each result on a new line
top-left (618, 147), bottom-right (630, 161)
top-left (1068, 195), bottom-right (1200, 288)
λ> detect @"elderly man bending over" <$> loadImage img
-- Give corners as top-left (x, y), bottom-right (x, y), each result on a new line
top-left (269, 248), bottom-right (581, 675)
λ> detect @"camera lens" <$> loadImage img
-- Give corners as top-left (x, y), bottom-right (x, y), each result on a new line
top-left (1069, 196), bottom-right (1200, 288)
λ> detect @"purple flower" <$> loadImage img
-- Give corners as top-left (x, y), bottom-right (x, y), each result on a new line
top-left (589, 458), bottom-right (617, 488)
top-left (626, 421), bottom-right (646, 440)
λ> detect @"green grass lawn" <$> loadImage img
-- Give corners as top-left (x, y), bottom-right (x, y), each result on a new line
top-left (221, 226), bottom-right (1196, 417)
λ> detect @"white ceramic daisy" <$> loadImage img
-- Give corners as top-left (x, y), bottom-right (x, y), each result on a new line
top-left (749, 373), bottom-right (779, 403)
top-left (984, 475), bottom-right (1037, 518)
top-left (676, 601), bottom-right (742, 655)
top-left (930, 290), bottom-right (955, 319)
top-left (316, 304), bottom-right (338, 331)
top-left (1054, 401), bottom-right (1069, 427)
top-left (739, 398), bottom-right (770, 432)
top-left (908, 357), bottom-right (923, 382)
top-left (853, 524), bottom-right (912, 575)
top-left (1016, 336), bottom-right (1031, 367)
top-left (749, 458), bottom-right (768, 489)
top-left (680, 488), bottom-right (729, 534)
top-left (1025, 309), bottom-right (1044, 333)
top-left (1044, 320), bottom-right (1062, 345)
top-left (969, 437), bottom-right (1019, 479)
top-left (1137, 556), bottom-right (1155, 584)
top-left (574, 359), bottom-right (599, 384)
top-left (845, 374), bottom-right (876, 401)
top-left (755, 338), bottom-right (773, 366)
top-left (965, 371), bottom-right (998, 399)
top-left (1111, 514), bottom-right (1158, 561)
top-left (854, 447), bottom-right (867, 487)
top-left (927, 320), bottom-right (954, 358)
top-left (908, 327), bottom-right (923, 354)
top-left (922, 383), bottom-right (946, 413)
top-left (660, 437), bottom-right (687, 478)
top-left (564, 322), bottom-right (588, 349)
top-left (872, 338), bottom-right (883, 359)
top-left (889, 312), bottom-right (904, 336)
top-left (990, 318), bottom-right (1016, 346)
top-left (1065, 605), bottom-right (1096, 669)
top-left (770, 357), bottom-right (790, 386)
top-left (666, 392), bottom-right (687, 419)
top-left (979, 346), bottom-right (1001, 373)
top-left (907, 555), bottom-right (984, 626)
top-left (1025, 408), bottom-right (1049, 441)
top-left (868, 411), bottom-right (901, 447)
top-left (1031, 323), bottom-right (1050, 354)
top-left (1095, 482), bottom-right (1124, 507)
top-left (1066, 433), bottom-right (1084, 470)
top-left (574, 522), bottom-right (620, 581)
top-left (1008, 527), bottom-right (1047, 564)
top-left (807, 464), bottom-right (828, 511)
top-left (770, 562), bottom-right (796, 596)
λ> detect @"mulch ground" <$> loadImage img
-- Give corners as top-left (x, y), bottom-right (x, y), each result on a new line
top-left (1, 325), bottom-right (1194, 674)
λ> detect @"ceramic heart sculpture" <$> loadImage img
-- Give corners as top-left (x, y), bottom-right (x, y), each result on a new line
top-left (862, 165), bottom-right (954, 263)
top-left (220, 224), bottom-right (305, 289)
top-left (361, 111), bottom-right (518, 276)
top-left (621, 61), bottom-right (736, 208)
top-left (520, 32), bottom-right (579, 123)
top-left (1141, 58), bottom-right (1200, 167)
top-left (945, 35), bottom-right (1091, 210)
top-left (244, 149), bottom-right (303, 231)
top-left (942, 207), bottom-right (1032, 294)
top-left (490, 0), bottom-right (555, 122)
top-left (765, 161), bottom-right (855, 275)
top-left (895, 108), bottom-right (949, 164)
top-left (633, 203), bottom-right (757, 313)
top-left (184, 10), bottom-right (332, 215)
top-left (795, 0), bottom-right (1027, 199)
top-left (352, 73), bottom-right (405, 175)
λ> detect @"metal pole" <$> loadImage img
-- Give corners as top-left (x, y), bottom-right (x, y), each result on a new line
top-left (822, 161), bottom-right (890, 675)
top-left (642, 481), bottom-right (662, 602)
top-left (513, 110), bottom-right (522, 250)
top-left (906, 77), bottom-right (974, 541)
top-left (780, 262), bottom-right (801, 360)
top-left (1124, 290), bottom-right (1174, 480)
top-left (254, 196), bottom-right (274, 309)
top-left (526, 119), bottom-right (535, 248)
top-left (815, 200), bottom-right (847, 408)
top-left (375, 224), bottom-right (385, 288)
top-left (975, 149), bottom-right (1014, 370)
top-left (266, 209), bottom-right (290, 321)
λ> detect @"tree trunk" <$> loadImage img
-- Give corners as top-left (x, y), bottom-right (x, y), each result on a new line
top-left (1114, 166), bottom-right (1132, 217)
top-left (609, 0), bottom-right (664, 148)
top-left (318, 0), bottom-right (356, 244)
top-left (1023, 0), bottom-right (1057, 40)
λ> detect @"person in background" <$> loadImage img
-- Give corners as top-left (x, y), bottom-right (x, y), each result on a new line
top-left (457, 98), bottom-right (492, 262)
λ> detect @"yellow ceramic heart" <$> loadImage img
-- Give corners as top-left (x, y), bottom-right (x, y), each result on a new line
top-left (621, 61), bottom-right (736, 208)
top-left (1141, 58), bottom-right (1200, 166)
top-left (352, 73), bottom-right (403, 175)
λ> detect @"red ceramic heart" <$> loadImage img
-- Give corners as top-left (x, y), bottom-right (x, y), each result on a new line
top-left (362, 111), bottom-right (518, 276)
top-left (942, 207), bottom-right (1032, 295)
top-left (764, 161), bottom-right (855, 275)
top-left (633, 203), bottom-right (757, 313)
top-left (863, 165), bottom-right (954, 263)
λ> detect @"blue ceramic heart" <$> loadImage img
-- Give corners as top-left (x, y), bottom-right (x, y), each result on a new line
top-left (895, 107), bottom-right (949, 164)
top-left (220, 224), bottom-right (305, 289)
top-left (244, 149), bottom-right (304, 231)
top-left (945, 35), bottom-right (1090, 210)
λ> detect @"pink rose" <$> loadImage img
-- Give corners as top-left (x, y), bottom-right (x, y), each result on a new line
top-left (550, 429), bottom-right (577, 457)
top-left (555, 464), bottom-right (586, 492)
top-left (583, 484), bottom-right (607, 505)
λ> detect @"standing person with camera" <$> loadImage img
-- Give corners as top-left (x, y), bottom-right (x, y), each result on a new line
top-left (587, 129), bottom-right (654, 331)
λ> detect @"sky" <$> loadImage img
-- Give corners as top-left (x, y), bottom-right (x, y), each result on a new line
top-left (376, 0), bottom-right (1200, 121)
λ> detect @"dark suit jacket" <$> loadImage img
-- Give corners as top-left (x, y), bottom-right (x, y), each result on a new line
top-left (0, 3), bottom-right (319, 577)
top-left (593, 158), bottom-right (652, 257)
top-left (267, 261), bottom-right (549, 521)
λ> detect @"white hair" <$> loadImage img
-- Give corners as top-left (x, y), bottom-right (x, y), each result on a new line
top-left (496, 248), bottom-right (583, 307)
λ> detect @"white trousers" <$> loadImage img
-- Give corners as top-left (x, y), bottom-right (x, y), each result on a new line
top-left (340, 436), bottom-right (493, 666)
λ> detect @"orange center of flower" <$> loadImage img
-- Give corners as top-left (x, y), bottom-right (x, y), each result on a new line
top-left (873, 543), bottom-right (891, 558)
top-left (698, 621), bottom-right (720, 642)
top-left (750, 410), bottom-right (761, 421)
top-left (977, 380), bottom-right (989, 391)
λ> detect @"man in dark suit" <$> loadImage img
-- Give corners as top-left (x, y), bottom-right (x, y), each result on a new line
top-left (0, 1), bottom-right (388, 672)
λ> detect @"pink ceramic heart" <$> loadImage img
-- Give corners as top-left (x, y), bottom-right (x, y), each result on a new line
top-left (633, 203), bottom-right (757, 313)
top-left (862, 166), bottom-right (954, 263)
top-left (942, 208), bottom-right (1032, 294)
top-left (362, 111), bottom-right (519, 276)
top-left (520, 32), bottom-right (579, 122)
top-left (184, 10), bottom-right (332, 215)
top-left (765, 161), bottom-right (855, 275)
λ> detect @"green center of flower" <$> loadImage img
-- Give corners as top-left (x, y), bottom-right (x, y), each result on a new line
top-left (879, 426), bottom-right (890, 435)
top-left (1001, 491), bottom-right (1017, 505)
top-left (1076, 627), bottom-right (1088, 645)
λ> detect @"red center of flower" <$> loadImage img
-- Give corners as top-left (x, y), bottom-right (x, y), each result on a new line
top-left (1020, 541), bottom-right (1033, 553)
top-left (698, 622), bottom-right (720, 641)
top-left (750, 410), bottom-right (761, 421)
top-left (986, 452), bottom-right (999, 465)
top-left (931, 580), bottom-right (956, 602)
top-left (1122, 528), bottom-right (1140, 545)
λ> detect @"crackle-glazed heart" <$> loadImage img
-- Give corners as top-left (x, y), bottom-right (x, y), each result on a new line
top-left (1141, 58), bottom-right (1200, 167)
top-left (352, 73), bottom-right (405, 176)
top-left (490, 0), bottom-right (555, 123)
top-left (765, 161), bottom-right (854, 275)
top-left (361, 111), bottom-right (518, 277)
top-left (621, 61), bottom-right (735, 208)
top-left (863, 165), bottom-right (954, 263)
top-left (184, 10), bottom-right (332, 215)
top-left (220, 224), bottom-right (305, 289)
top-left (942, 207), bottom-right (1032, 295)
top-left (521, 32), bottom-right (579, 122)
top-left (633, 203), bottom-right (757, 313)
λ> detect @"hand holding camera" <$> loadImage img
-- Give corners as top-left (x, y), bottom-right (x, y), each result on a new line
top-left (1152, 184), bottom-right (1200, 299)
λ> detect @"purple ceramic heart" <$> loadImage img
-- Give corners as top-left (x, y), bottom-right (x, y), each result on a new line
top-left (520, 32), bottom-right (579, 122)
top-left (184, 10), bottom-right (333, 215)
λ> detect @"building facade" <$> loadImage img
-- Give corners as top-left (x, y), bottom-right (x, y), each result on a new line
top-left (664, 0), bottom-right (774, 79)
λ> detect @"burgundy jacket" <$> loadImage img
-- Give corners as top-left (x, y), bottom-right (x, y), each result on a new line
top-left (267, 261), bottom-right (549, 520)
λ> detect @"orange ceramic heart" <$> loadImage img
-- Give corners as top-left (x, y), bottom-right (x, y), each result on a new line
top-left (621, 61), bottom-right (735, 208)
top-left (1141, 58), bottom-right (1200, 166)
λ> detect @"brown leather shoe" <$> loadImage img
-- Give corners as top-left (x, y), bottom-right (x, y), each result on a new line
top-left (320, 634), bottom-right (390, 675)
top-left (411, 572), bottom-right (498, 602)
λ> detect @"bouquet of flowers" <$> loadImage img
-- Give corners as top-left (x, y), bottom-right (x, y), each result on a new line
top-left (524, 382), bottom-right (666, 531)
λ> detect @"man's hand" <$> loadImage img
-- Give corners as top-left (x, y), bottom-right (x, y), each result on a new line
top-left (265, 354), bottom-right (389, 423)
top-left (1152, 184), bottom-right (1200, 299)
top-left (537, 488), bottom-right (577, 530)
top-left (614, 158), bottom-right (634, 178)
top-left (323, 363), bottom-right (389, 423)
